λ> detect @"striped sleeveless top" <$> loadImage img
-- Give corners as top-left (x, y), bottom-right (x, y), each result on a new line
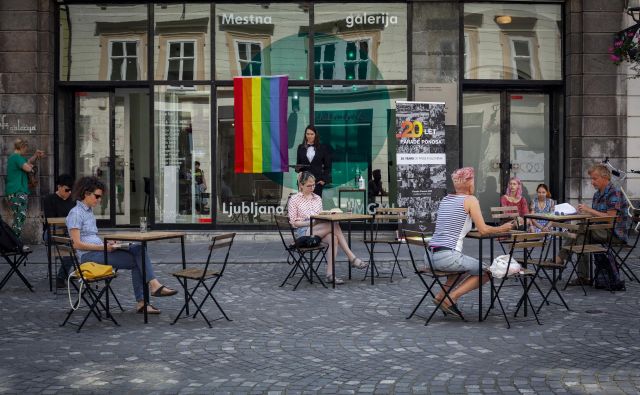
top-left (430, 194), bottom-right (472, 252)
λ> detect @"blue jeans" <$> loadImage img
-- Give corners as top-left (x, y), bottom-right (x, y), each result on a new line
top-left (81, 244), bottom-right (155, 301)
top-left (425, 249), bottom-right (486, 276)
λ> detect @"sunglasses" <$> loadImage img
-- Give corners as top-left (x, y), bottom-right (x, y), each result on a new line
top-left (63, 188), bottom-right (71, 192)
top-left (92, 193), bottom-right (103, 199)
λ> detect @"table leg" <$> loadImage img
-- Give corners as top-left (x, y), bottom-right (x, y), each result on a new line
top-left (47, 229), bottom-right (53, 292)
top-left (370, 218), bottom-right (374, 285)
top-left (347, 221), bottom-right (352, 280)
top-left (331, 222), bottom-right (336, 289)
top-left (141, 241), bottom-right (148, 324)
top-left (478, 239), bottom-right (483, 322)
top-left (181, 236), bottom-right (189, 316)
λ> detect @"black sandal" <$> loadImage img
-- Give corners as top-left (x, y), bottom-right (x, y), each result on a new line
top-left (151, 285), bottom-right (178, 297)
top-left (136, 303), bottom-right (161, 314)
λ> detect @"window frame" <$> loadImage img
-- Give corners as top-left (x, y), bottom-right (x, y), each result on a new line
top-left (509, 36), bottom-right (535, 80)
top-left (107, 39), bottom-right (140, 81)
top-left (234, 39), bottom-right (264, 77)
top-left (165, 39), bottom-right (198, 81)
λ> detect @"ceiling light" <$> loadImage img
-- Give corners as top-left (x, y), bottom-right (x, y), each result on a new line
top-left (495, 15), bottom-right (512, 25)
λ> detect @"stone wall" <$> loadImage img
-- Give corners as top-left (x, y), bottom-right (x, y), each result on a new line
top-left (0, 0), bottom-right (54, 243)
top-left (565, 0), bottom-right (628, 205)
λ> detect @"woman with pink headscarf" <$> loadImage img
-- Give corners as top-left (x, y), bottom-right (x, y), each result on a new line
top-left (426, 167), bottom-right (515, 318)
top-left (500, 177), bottom-right (529, 226)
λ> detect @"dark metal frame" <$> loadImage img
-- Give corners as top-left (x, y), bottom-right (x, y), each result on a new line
top-left (54, 1), bottom-right (410, 230)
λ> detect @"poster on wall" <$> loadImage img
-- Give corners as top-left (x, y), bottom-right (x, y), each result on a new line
top-left (395, 101), bottom-right (447, 232)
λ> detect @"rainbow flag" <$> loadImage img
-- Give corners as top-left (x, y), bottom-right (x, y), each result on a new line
top-left (233, 75), bottom-right (289, 173)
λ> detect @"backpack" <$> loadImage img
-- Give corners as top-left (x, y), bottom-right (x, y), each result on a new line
top-left (593, 252), bottom-right (625, 291)
top-left (0, 218), bottom-right (23, 253)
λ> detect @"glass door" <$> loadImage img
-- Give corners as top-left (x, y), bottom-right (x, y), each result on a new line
top-left (463, 91), bottom-right (552, 218)
top-left (74, 89), bottom-right (149, 226)
top-left (74, 91), bottom-right (112, 222)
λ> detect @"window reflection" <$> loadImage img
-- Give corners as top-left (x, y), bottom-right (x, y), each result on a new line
top-left (314, 4), bottom-right (407, 81)
top-left (154, 86), bottom-right (211, 224)
top-left (464, 4), bottom-right (561, 80)
top-left (154, 4), bottom-right (210, 81)
top-left (215, 4), bottom-right (309, 80)
top-left (59, 4), bottom-right (148, 81)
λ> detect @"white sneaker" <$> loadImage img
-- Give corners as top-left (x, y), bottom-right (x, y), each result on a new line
top-left (325, 275), bottom-right (344, 285)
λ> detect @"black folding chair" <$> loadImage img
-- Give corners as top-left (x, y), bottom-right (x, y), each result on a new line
top-left (404, 230), bottom-right (466, 325)
top-left (562, 216), bottom-right (616, 295)
top-left (275, 215), bottom-right (328, 290)
top-left (611, 209), bottom-right (640, 282)
top-left (171, 233), bottom-right (235, 328)
top-left (55, 236), bottom-right (120, 332)
top-left (0, 220), bottom-right (33, 292)
top-left (362, 207), bottom-right (407, 283)
top-left (485, 232), bottom-right (548, 329)
top-left (528, 220), bottom-right (581, 313)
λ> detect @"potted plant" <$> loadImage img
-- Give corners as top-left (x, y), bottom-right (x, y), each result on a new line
top-left (609, 27), bottom-right (640, 78)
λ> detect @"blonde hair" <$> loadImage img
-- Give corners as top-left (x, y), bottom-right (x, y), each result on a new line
top-left (588, 163), bottom-right (611, 180)
top-left (14, 138), bottom-right (28, 150)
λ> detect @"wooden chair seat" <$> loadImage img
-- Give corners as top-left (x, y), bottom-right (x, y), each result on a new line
top-left (561, 244), bottom-right (607, 253)
top-left (363, 238), bottom-right (402, 245)
top-left (172, 268), bottom-right (220, 280)
top-left (417, 267), bottom-right (467, 277)
top-left (530, 260), bottom-right (565, 269)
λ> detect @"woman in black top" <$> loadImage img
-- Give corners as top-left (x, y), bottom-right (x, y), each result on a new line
top-left (296, 125), bottom-right (332, 197)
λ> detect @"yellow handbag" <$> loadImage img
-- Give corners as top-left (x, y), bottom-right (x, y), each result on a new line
top-left (75, 262), bottom-right (114, 280)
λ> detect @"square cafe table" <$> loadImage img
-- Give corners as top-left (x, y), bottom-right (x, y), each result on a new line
top-left (310, 213), bottom-right (373, 288)
top-left (101, 231), bottom-right (187, 323)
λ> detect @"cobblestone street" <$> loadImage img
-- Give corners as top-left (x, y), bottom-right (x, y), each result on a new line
top-left (1, 241), bottom-right (639, 394)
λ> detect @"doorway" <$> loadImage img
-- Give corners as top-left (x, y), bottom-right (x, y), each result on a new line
top-left (462, 91), bottom-right (560, 219)
top-left (73, 89), bottom-right (149, 226)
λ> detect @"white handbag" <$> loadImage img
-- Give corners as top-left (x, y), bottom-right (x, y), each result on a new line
top-left (489, 255), bottom-right (522, 279)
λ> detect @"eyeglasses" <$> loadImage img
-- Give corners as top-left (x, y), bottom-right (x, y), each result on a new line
top-left (63, 188), bottom-right (71, 192)
top-left (92, 193), bottom-right (103, 199)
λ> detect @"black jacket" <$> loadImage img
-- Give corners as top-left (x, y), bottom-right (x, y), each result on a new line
top-left (296, 144), bottom-right (332, 184)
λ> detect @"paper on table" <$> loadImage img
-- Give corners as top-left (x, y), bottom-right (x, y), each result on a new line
top-left (554, 203), bottom-right (578, 215)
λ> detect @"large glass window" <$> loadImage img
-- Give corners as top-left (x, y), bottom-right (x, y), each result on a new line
top-left (216, 86), bottom-right (309, 225)
top-left (314, 4), bottom-right (407, 81)
top-left (313, 85), bottom-right (407, 212)
top-left (154, 86), bottom-right (211, 224)
top-left (215, 3), bottom-right (309, 80)
top-left (59, 4), bottom-right (148, 81)
top-left (154, 4), bottom-right (210, 81)
top-left (463, 3), bottom-right (561, 80)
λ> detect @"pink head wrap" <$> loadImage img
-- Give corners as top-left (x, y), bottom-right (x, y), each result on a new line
top-left (451, 167), bottom-right (475, 185)
top-left (505, 177), bottom-right (523, 200)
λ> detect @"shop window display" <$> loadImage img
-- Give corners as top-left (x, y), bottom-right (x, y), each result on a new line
top-left (154, 86), bottom-right (211, 224)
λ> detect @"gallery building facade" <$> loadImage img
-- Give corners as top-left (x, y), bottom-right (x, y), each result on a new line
top-left (0, 0), bottom-right (638, 240)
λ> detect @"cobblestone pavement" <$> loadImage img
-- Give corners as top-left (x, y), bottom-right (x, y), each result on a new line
top-left (1, 241), bottom-right (640, 394)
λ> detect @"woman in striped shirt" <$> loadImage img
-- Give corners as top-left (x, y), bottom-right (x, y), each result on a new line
top-left (288, 172), bottom-right (367, 284)
top-left (427, 167), bottom-right (514, 317)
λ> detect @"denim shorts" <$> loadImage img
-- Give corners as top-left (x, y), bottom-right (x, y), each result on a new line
top-left (294, 226), bottom-right (309, 239)
top-left (425, 249), bottom-right (486, 276)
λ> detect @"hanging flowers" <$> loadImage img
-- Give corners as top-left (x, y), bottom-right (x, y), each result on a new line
top-left (609, 26), bottom-right (640, 77)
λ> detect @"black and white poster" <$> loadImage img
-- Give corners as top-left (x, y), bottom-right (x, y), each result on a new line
top-left (395, 101), bottom-right (447, 232)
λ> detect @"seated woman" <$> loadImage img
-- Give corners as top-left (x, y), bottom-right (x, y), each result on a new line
top-left (500, 176), bottom-right (529, 227)
top-left (288, 172), bottom-right (368, 284)
top-left (66, 176), bottom-right (178, 314)
top-left (427, 167), bottom-right (514, 317)
top-left (529, 183), bottom-right (555, 233)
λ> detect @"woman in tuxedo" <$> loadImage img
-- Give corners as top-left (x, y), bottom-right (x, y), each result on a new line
top-left (296, 125), bottom-right (332, 197)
